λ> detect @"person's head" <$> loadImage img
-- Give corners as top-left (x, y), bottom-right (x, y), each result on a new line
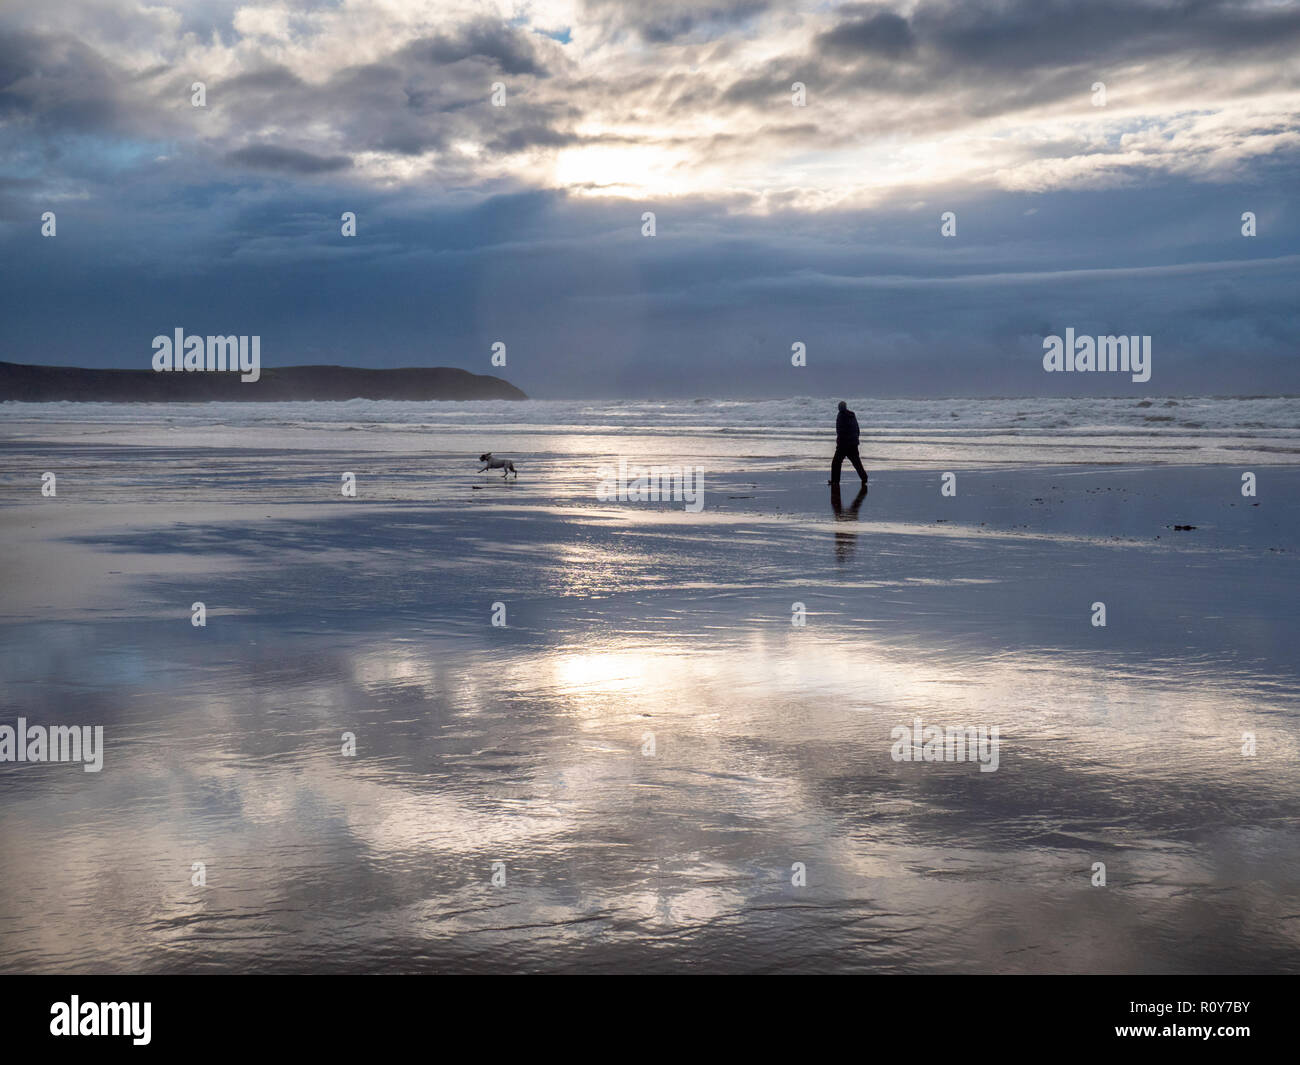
top-left (837, 400), bottom-right (847, 411)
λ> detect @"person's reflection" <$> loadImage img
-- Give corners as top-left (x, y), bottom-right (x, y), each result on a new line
top-left (830, 482), bottom-right (868, 563)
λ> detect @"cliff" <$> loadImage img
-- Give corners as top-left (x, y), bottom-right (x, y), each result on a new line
top-left (0, 361), bottom-right (528, 402)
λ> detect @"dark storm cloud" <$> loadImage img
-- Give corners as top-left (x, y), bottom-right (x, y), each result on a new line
top-left (722, 0), bottom-right (1300, 134)
top-left (582, 0), bottom-right (772, 44)
top-left (0, 30), bottom-right (121, 130)
top-left (810, 0), bottom-right (1300, 71)
top-left (224, 144), bottom-right (353, 174)
top-left (411, 20), bottom-right (549, 77)
top-left (222, 65), bottom-right (307, 94)
top-left (0, 10), bottom-right (576, 182)
top-left (912, 0), bottom-right (1300, 70)
top-left (485, 125), bottom-right (583, 154)
top-left (816, 7), bottom-right (915, 58)
top-left (161, 27), bottom-right (571, 168)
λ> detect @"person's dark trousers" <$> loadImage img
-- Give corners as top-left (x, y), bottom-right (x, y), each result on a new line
top-left (830, 445), bottom-right (868, 484)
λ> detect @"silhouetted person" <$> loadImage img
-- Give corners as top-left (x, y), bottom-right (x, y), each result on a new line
top-left (829, 400), bottom-right (868, 486)
top-left (830, 482), bottom-right (868, 563)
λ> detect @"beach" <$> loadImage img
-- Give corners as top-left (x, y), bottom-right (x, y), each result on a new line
top-left (1, 397), bottom-right (1298, 973)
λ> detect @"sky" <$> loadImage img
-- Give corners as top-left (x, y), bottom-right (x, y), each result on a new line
top-left (1, 0), bottom-right (1297, 398)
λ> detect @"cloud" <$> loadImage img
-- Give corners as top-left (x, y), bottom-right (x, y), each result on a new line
top-left (412, 20), bottom-right (549, 77)
top-left (0, 0), bottom-right (1297, 396)
top-left (816, 7), bottom-right (915, 58)
top-left (225, 144), bottom-right (353, 174)
top-left (582, 0), bottom-right (773, 44)
top-left (0, 29), bottom-right (122, 131)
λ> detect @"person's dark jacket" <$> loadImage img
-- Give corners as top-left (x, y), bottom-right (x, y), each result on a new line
top-left (836, 408), bottom-right (860, 448)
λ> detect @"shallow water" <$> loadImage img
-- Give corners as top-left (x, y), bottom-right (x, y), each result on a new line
top-left (3, 394), bottom-right (1300, 469)
top-left (1, 402), bottom-right (1298, 972)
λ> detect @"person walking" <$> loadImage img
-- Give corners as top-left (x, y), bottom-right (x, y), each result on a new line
top-left (828, 400), bottom-right (869, 486)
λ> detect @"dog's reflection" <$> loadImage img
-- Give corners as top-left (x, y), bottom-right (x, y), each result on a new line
top-left (830, 482), bottom-right (868, 563)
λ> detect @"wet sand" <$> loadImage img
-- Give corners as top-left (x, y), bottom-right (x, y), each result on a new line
top-left (1, 444), bottom-right (1298, 972)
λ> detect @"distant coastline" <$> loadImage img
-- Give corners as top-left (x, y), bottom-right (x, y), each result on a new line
top-left (0, 361), bottom-right (527, 402)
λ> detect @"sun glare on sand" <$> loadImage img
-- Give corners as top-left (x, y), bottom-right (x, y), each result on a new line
top-left (552, 651), bottom-right (652, 695)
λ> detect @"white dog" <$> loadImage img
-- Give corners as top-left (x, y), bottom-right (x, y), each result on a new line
top-left (478, 452), bottom-right (518, 478)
